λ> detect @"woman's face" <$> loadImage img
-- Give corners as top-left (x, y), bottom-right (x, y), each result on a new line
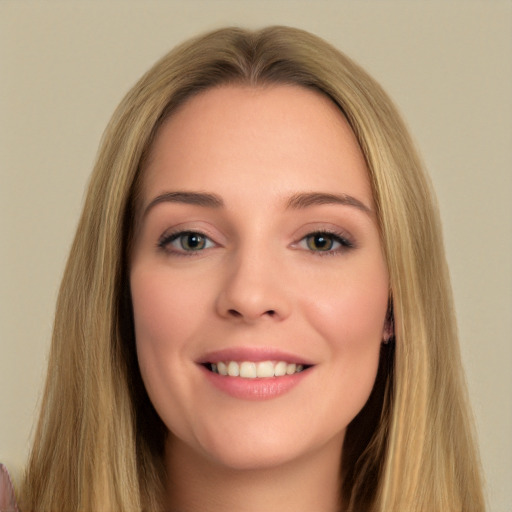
top-left (130, 84), bottom-right (390, 471)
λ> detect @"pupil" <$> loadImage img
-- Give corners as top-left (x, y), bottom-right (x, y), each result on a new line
top-left (184, 233), bottom-right (203, 250)
top-left (311, 234), bottom-right (332, 251)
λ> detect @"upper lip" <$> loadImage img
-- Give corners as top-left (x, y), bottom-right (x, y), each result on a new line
top-left (197, 346), bottom-right (315, 366)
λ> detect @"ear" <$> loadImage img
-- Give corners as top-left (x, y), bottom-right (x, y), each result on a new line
top-left (382, 298), bottom-right (394, 343)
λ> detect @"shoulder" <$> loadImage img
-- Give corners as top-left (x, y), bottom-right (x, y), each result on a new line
top-left (0, 464), bottom-right (18, 512)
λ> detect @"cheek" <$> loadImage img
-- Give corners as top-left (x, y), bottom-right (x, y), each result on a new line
top-left (129, 267), bottom-right (208, 423)
top-left (303, 262), bottom-right (389, 349)
top-left (299, 259), bottom-right (389, 417)
top-left (130, 269), bottom-right (178, 395)
top-left (130, 266), bottom-right (207, 353)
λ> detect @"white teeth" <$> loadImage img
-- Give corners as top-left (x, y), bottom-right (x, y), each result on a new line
top-left (217, 361), bottom-right (228, 375)
top-left (239, 362), bottom-right (257, 378)
top-left (227, 361), bottom-right (240, 377)
top-left (210, 360), bottom-right (307, 378)
top-left (286, 363), bottom-right (296, 375)
top-left (256, 361), bottom-right (274, 378)
top-left (274, 361), bottom-right (287, 376)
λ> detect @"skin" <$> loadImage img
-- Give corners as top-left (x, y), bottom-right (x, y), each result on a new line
top-left (130, 84), bottom-right (390, 512)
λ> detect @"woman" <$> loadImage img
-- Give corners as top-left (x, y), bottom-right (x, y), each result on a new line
top-left (14, 26), bottom-right (484, 511)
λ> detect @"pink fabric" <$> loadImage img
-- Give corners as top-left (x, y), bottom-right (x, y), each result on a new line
top-left (0, 464), bottom-right (18, 512)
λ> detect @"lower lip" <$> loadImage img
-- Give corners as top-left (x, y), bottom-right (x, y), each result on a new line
top-left (200, 365), bottom-right (311, 401)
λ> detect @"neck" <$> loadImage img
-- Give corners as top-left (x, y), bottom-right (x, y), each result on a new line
top-left (165, 435), bottom-right (343, 512)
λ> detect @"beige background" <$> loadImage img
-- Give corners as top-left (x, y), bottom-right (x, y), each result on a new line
top-left (1, 1), bottom-right (510, 510)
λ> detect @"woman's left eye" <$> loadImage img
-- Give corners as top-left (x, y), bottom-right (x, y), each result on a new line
top-left (298, 232), bottom-right (353, 253)
top-left (158, 231), bottom-right (215, 254)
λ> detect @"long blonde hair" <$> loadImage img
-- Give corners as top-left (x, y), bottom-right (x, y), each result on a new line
top-left (21, 26), bottom-right (485, 511)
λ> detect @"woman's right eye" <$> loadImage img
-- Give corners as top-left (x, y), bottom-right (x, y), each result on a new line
top-left (158, 231), bottom-right (215, 254)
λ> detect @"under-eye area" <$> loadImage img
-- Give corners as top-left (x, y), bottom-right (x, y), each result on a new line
top-left (203, 361), bottom-right (313, 378)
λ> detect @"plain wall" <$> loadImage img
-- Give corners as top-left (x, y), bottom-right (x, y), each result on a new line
top-left (1, 2), bottom-right (511, 510)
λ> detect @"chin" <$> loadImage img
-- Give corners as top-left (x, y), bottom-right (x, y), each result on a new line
top-left (211, 441), bottom-right (300, 471)
top-left (185, 419), bottom-right (344, 473)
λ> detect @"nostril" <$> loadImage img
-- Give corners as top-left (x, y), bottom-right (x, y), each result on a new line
top-left (226, 308), bottom-right (276, 319)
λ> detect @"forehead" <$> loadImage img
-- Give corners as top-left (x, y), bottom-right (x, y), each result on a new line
top-left (141, 84), bottom-right (372, 207)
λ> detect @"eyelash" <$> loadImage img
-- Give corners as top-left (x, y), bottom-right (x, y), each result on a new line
top-left (157, 229), bottom-right (355, 256)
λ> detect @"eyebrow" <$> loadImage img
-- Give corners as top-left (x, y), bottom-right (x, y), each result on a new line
top-left (143, 190), bottom-right (372, 218)
top-left (143, 191), bottom-right (224, 217)
top-left (286, 192), bottom-right (372, 215)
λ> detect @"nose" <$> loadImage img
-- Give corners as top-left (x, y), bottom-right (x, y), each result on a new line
top-left (215, 248), bottom-right (292, 323)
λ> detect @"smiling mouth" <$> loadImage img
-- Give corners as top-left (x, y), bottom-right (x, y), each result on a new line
top-left (204, 361), bottom-right (311, 378)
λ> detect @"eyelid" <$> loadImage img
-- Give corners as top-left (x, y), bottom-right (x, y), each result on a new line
top-left (293, 221), bottom-right (355, 242)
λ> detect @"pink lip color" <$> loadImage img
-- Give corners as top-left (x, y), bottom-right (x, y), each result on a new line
top-left (197, 347), bottom-right (313, 366)
top-left (197, 347), bottom-right (314, 400)
top-left (200, 365), bottom-right (311, 401)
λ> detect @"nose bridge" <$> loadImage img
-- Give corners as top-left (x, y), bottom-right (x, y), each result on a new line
top-left (216, 238), bottom-right (290, 321)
